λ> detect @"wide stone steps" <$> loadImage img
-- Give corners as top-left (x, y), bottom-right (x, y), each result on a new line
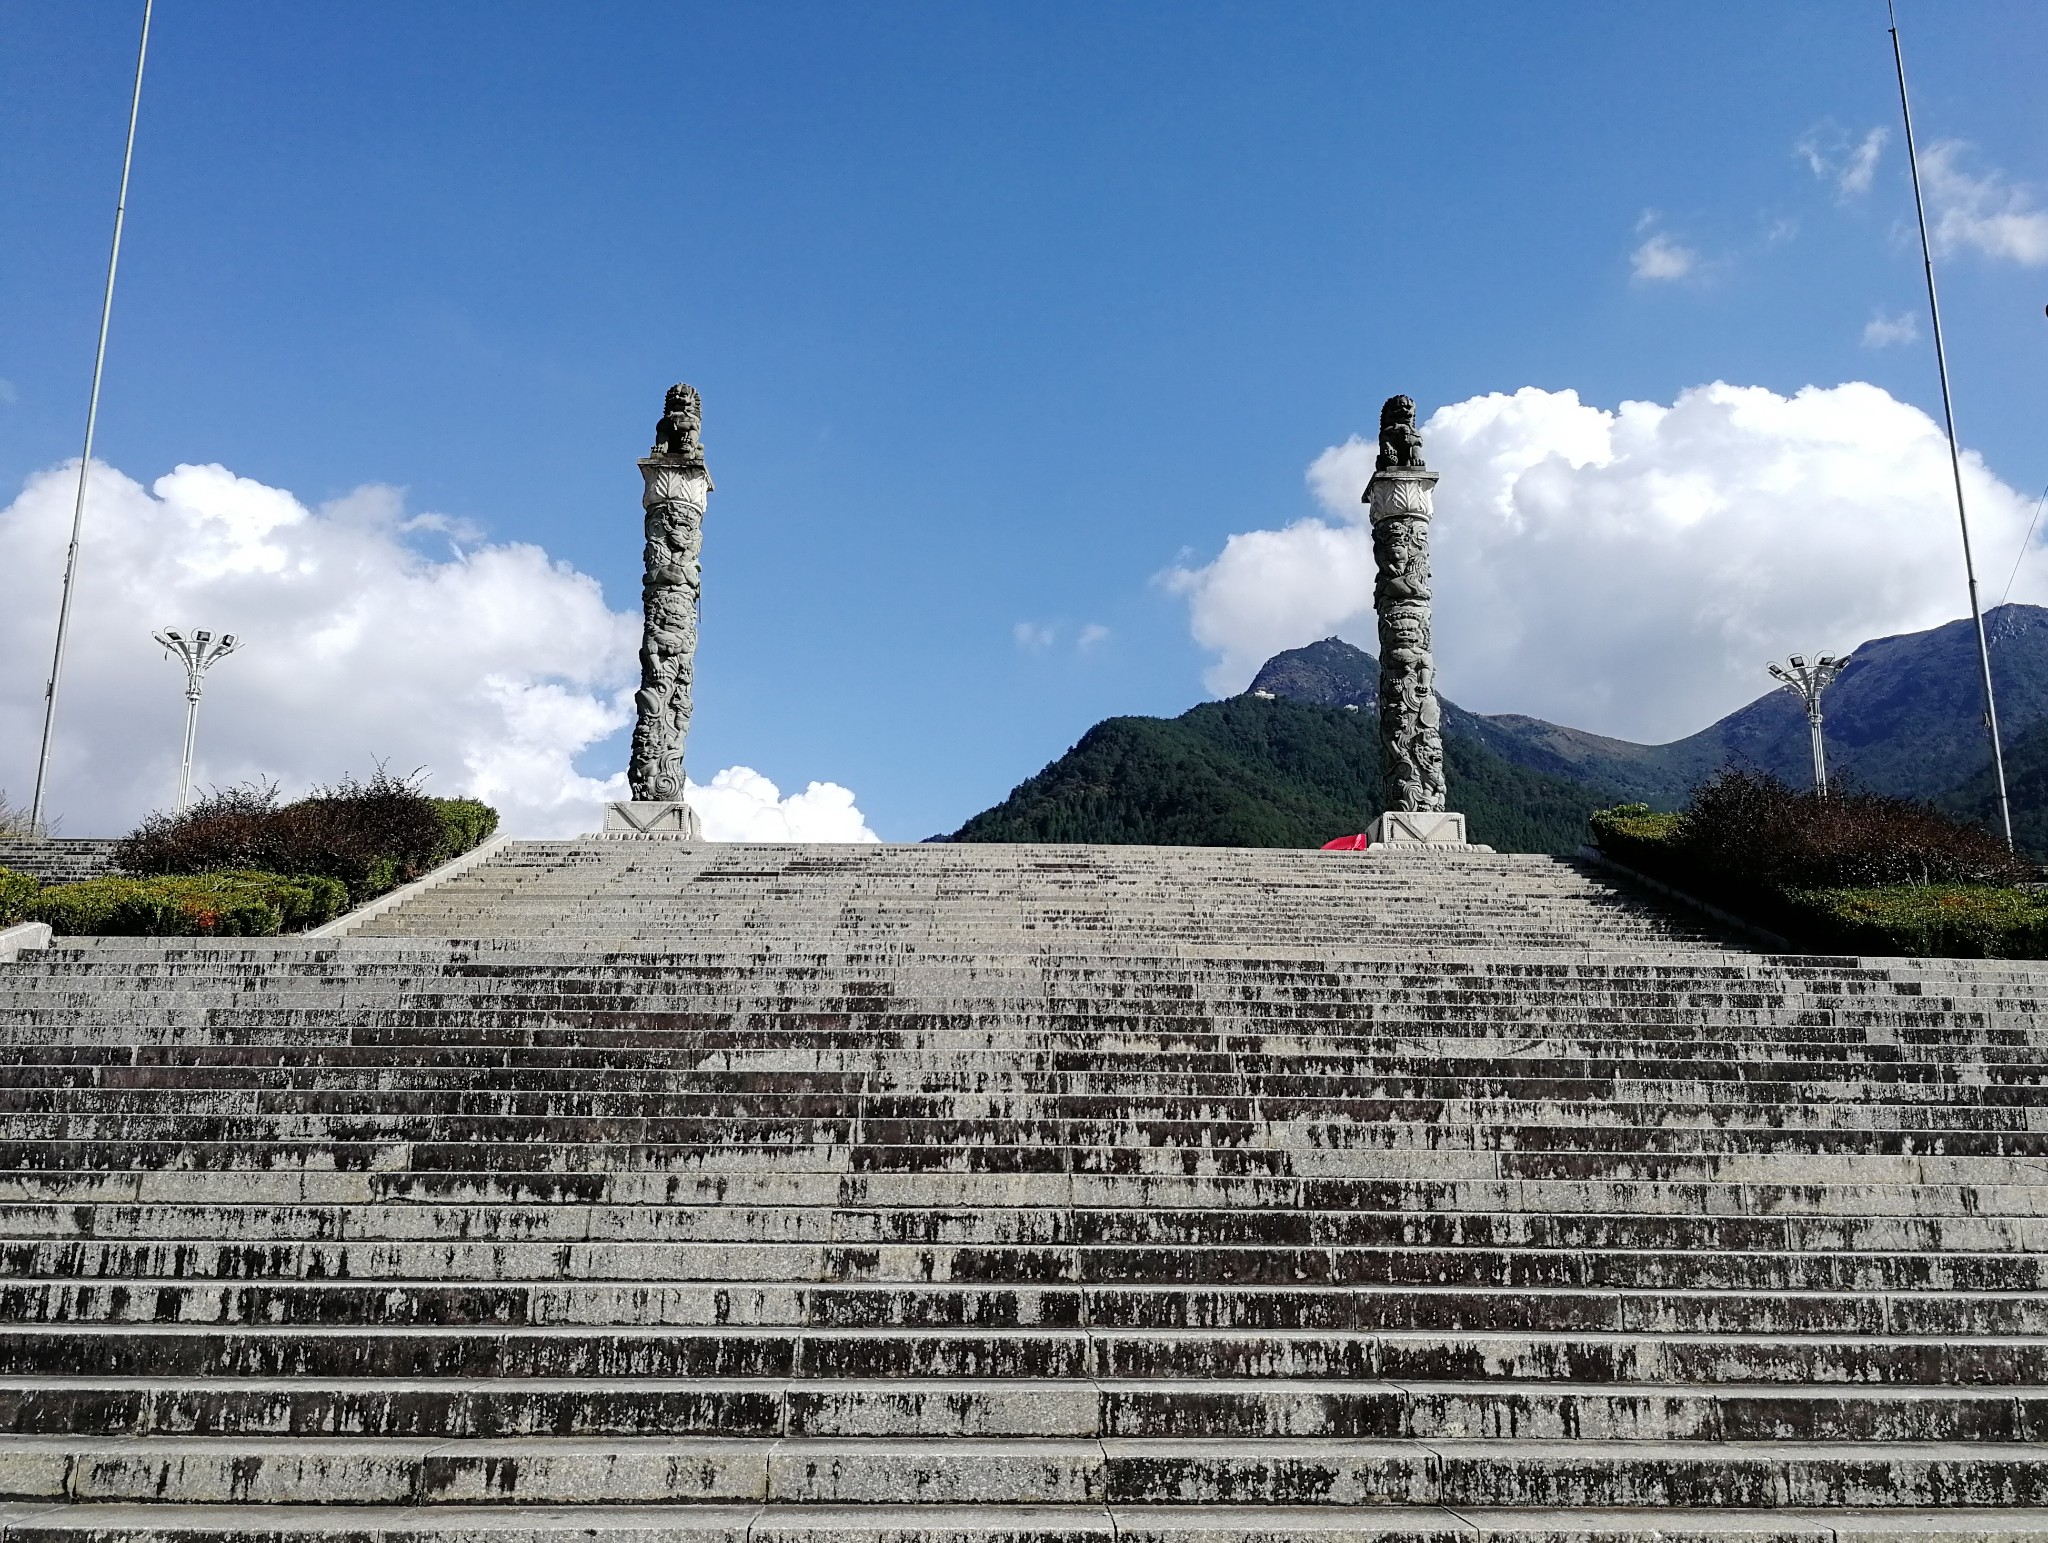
top-left (7, 1242), bottom-right (2036, 1294)
top-left (7, 1375), bottom-right (2044, 1442)
top-left (4, 1280), bottom-right (2045, 1337)
top-left (0, 1432), bottom-right (2042, 1509)
top-left (4, 842), bottom-right (2047, 1538)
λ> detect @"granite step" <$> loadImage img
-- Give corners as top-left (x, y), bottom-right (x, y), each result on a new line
top-left (9, 1502), bottom-right (2048, 1543)
top-left (0, 1433), bottom-right (2042, 1508)
top-left (4, 1376), bottom-right (2041, 1443)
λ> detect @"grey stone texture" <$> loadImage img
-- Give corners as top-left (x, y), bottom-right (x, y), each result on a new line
top-left (0, 840), bottom-right (121, 886)
top-left (1, 839), bottom-right (2047, 1539)
top-left (599, 799), bottom-right (703, 840)
top-left (627, 384), bottom-right (713, 806)
top-left (1368, 810), bottom-right (1479, 848)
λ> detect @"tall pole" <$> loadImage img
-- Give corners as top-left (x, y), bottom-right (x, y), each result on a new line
top-left (1769, 654), bottom-right (1845, 798)
top-left (175, 692), bottom-right (201, 815)
top-left (1889, 1), bottom-right (2014, 848)
top-left (153, 630), bottom-right (239, 816)
top-left (27, 0), bottom-right (156, 837)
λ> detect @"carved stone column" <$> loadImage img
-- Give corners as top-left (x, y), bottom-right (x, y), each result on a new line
top-left (604, 384), bottom-right (712, 839)
top-left (1363, 395), bottom-right (1480, 848)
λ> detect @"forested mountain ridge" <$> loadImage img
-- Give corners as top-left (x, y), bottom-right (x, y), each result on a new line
top-left (1249, 607), bottom-right (2048, 809)
top-left (949, 696), bottom-right (1618, 852)
top-left (949, 606), bottom-right (2048, 854)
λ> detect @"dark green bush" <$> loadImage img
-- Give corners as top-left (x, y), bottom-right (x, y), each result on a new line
top-left (0, 868), bottom-right (40, 927)
top-left (30, 871), bottom-right (348, 938)
top-left (118, 772), bottom-right (498, 903)
top-left (1674, 769), bottom-right (2022, 890)
top-left (1590, 773), bottom-right (2040, 956)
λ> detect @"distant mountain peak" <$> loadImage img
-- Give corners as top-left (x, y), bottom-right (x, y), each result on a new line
top-left (1246, 636), bottom-right (1378, 709)
top-left (1238, 604), bottom-right (2048, 820)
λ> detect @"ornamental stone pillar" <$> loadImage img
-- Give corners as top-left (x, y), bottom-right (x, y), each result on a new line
top-left (1363, 394), bottom-right (1480, 849)
top-left (603, 383), bottom-right (712, 839)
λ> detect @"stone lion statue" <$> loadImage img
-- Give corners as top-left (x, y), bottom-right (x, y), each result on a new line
top-left (652, 383), bottom-right (706, 462)
top-left (1375, 394), bottom-right (1425, 472)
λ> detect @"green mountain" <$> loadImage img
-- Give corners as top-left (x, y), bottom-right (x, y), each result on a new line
top-left (1250, 606), bottom-right (2048, 812)
top-left (949, 695), bottom-right (1618, 852)
top-left (952, 606), bottom-right (2048, 856)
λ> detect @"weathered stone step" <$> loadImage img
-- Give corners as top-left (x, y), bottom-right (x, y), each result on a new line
top-left (9, 1062), bottom-right (2045, 1100)
top-left (10, 1238), bottom-right (2039, 1292)
top-left (4, 1375), bottom-right (2040, 1443)
top-left (10, 1100), bottom-right (2044, 1147)
top-left (15, 1502), bottom-right (2048, 1543)
top-left (0, 1432), bottom-right (2042, 1508)
top-left (9, 1039), bottom-right (2048, 1077)
top-left (18, 1121), bottom-right (2048, 1167)
top-left (10, 1148), bottom-right (2048, 1195)
top-left (4, 1324), bottom-right (2043, 1384)
top-left (9, 1203), bottom-right (2044, 1255)
top-left (5, 1278), bottom-right (2044, 1336)
top-left (10, 1167), bottom-right (2048, 1223)
top-left (13, 1168), bottom-right (2048, 1216)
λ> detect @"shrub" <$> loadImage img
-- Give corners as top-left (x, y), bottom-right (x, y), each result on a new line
top-left (1589, 773), bottom-right (2039, 957)
top-left (1586, 804), bottom-right (1682, 875)
top-left (118, 771), bottom-right (498, 902)
top-left (117, 782), bottom-right (282, 877)
top-left (430, 798), bottom-right (498, 863)
top-left (1791, 885), bottom-right (2048, 960)
top-left (0, 868), bottom-right (40, 927)
top-left (29, 871), bottom-right (348, 938)
top-left (1674, 769), bottom-right (2023, 891)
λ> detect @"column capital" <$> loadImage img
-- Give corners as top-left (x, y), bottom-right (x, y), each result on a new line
top-left (1365, 468), bottom-right (1439, 524)
top-left (638, 455), bottom-right (713, 510)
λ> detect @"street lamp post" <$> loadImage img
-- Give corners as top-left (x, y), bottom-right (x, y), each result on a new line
top-left (154, 629), bottom-right (239, 814)
top-left (1768, 653), bottom-right (1847, 796)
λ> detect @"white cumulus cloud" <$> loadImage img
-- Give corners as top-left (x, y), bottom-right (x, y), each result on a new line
top-left (1862, 308), bottom-right (1919, 348)
top-left (1919, 140), bottom-right (2048, 266)
top-left (1165, 382), bottom-right (2042, 744)
top-left (687, 766), bottom-right (879, 843)
top-left (1, 459), bottom-right (879, 841)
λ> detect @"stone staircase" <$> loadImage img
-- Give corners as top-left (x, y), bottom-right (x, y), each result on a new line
top-left (0, 842), bottom-right (121, 888)
top-left (0, 839), bottom-right (2045, 1541)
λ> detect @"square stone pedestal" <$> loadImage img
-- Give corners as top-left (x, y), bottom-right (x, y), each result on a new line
top-left (1369, 810), bottom-right (1490, 850)
top-left (600, 800), bottom-right (702, 839)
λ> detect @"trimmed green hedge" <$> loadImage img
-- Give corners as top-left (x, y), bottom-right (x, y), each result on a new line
top-left (29, 870), bottom-right (348, 938)
top-left (431, 798), bottom-right (498, 864)
top-left (1589, 788), bottom-right (2048, 958)
top-left (1788, 884), bottom-right (2048, 960)
top-left (0, 868), bottom-right (38, 928)
top-left (1586, 804), bottom-right (1682, 876)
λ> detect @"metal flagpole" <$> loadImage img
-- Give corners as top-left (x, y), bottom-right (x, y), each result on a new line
top-left (1888, 0), bottom-right (2015, 848)
top-left (27, 0), bottom-right (156, 837)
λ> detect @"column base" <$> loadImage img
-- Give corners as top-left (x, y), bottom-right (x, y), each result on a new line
top-left (1368, 810), bottom-right (1492, 851)
top-left (598, 800), bottom-right (702, 839)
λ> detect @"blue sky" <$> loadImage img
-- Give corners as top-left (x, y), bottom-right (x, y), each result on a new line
top-left (5, 3), bottom-right (2047, 839)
